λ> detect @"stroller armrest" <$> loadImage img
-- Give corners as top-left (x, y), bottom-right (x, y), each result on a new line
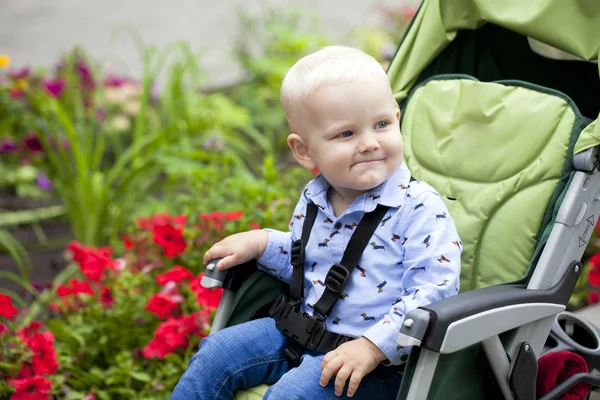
top-left (397, 261), bottom-right (582, 353)
top-left (202, 259), bottom-right (259, 293)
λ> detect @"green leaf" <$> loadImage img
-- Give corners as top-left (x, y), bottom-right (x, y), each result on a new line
top-left (129, 370), bottom-right (152, 382)
top-left (47, 318), bottom-right (86, 349)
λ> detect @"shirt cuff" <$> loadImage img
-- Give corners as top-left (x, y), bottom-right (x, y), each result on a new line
top-left (362, 319), bottom-right (409, 365)
top-left (256, 229), bottom-right (291, 277)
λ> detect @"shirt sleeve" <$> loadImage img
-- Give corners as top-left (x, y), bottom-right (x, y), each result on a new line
top-left (256, 193), bottom-right (308, 284)
top-left (362, 191), bottom-right (462, 365)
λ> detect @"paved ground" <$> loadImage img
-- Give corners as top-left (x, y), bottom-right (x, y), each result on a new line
top-left (0, 0), bottom-right (400, 86)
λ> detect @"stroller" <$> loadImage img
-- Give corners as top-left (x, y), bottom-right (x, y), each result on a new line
top-left (200, 0), bottom-right (600, 398)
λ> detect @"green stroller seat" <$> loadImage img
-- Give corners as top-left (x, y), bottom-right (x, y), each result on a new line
top-left (199, 0), bottom-right (600, 398)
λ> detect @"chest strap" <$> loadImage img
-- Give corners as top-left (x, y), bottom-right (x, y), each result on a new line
top-left (269, 201), bottom-right (389, 366)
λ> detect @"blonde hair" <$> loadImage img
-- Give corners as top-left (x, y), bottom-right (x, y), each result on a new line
top-left (280, 46), bottom-right (389, 129)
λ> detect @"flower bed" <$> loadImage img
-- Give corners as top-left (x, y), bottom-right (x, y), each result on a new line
top-left (0, 210), bottom-right (255, 399)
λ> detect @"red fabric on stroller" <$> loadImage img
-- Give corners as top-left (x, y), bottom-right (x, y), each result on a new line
top-left (536, 351), bottom-right (590, 400)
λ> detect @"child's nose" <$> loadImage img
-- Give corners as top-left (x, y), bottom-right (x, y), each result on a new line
top-left (358, 133), bottom-right (380, 152)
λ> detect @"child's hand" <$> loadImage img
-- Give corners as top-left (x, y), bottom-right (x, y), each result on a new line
top-left (319, 337), bottom-right (387, 397)
top-left (203, 230), bottom-right (269, 270)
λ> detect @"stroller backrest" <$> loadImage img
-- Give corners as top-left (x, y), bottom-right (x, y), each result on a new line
top-left (392, 0), bottom-right (600, 292)
top-left (401, 75), bottom-right (588, 291)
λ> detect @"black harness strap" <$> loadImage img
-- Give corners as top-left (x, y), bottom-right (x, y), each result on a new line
top-left (312, 204), bottom-right (389, 319)
top-left (270, 199), bottom-right (390, 367)
top-left (289, 202), bottom-right (318, 303)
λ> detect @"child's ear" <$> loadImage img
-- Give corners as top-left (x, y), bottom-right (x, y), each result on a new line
top-left (395, 108), bottom-right (401, 121)
top-left (287, 133), bottom-right (316, 171)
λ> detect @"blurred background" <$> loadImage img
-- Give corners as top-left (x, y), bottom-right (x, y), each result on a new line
top-left (1, 0), bottom-right (403, 86)
top-left (0, 2), bottom-right (422, 398)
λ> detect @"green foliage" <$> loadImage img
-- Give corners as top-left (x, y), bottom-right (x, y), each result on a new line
top-left (228, 8), bottom-right (330, 159)
top-left (46, 271), bottom-right (186, 399)
top-left (127, 150), bottom-right (312, 270)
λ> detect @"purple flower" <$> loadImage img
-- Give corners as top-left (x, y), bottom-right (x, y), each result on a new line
top-left (42, 78), bottom-right (66, 97)
top-left (0, 137), bottom-right (18, 153)
top-left (23, 134), bottom-right (43, 153)
top-left (103, 74), bottom-right (127, 88)
top-left (8, 66), bottom-right (30, 80)
top-left (37, 173), bottom-right (52, 191)
top-left (76, 60), bottom-right (95, 90)
top-left (95, 107), bottom-right (107, 121)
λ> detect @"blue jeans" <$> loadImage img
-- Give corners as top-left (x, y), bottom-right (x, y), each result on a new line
top-left (170, 317), bottom-right (403, 400)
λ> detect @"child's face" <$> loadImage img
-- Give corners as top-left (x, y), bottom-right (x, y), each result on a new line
top-left (290, 75), bottom-right (404, 197)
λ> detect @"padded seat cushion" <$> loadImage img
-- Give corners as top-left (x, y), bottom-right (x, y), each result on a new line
top-left (400, 75), bottom-right (587, 290)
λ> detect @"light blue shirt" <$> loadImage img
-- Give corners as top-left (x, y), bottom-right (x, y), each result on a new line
top-left (257, 164), bottom-right (462, 365)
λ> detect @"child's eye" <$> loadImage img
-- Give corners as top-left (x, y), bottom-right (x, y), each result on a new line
top-left (375, 121), bottom-right (388, 129)
top-left (339, 131), bottom-right (353, 138)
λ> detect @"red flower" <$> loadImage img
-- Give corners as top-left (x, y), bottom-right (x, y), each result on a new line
top-left (27, 331), bottom-right (59, 375)
top-left (57, 278), bottom-right (94, 297)
top-left (0, 293), bottom-right (18, 319)
top-left (137, 212), bottom-right (187, 231)
top-left (17, 321), bottom-right (43, 339)
top-left (122, 234), bottom-right (134, 249)
top-left (142, 312), bottom-right (209, 359)
top-left (590, 253), bottom-right (600, 269)
top-left (145, 293), bottom-right (180, 319)
top-left (16, 363), bottom-right (34, 379)
top-left (190, 273), bottom-right (223, 309)
top-left (67, 241), bottom-right (115, 282)
top-left (155, 266), bottom-right (194, 285)
top-left (0, 322), bottom-right (8, 335)
top-left (153, 224), bottom-right (187, 258)
top-left (249, 221), bottom-right (261, 230)
top-left (588, 291), bottom-right (599, 305)
top-left (23, 134), bottom-right (43, 153)
top-left (199, 211), bottom-right (243, 231)
top-left (9, 376), bottom-right (52, 400)
top-left (67, 240), bottom-right (88, 263)
top-left (589, 267), bottom-right (600, 287)
top-left (99, 285), bottom-right (114, 308)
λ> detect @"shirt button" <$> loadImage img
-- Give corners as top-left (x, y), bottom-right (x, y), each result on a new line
top-left (334, 222), bottom-right (342, 229)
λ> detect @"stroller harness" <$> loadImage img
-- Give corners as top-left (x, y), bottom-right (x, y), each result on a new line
top-left (268, 200), bottom-right (389, 367)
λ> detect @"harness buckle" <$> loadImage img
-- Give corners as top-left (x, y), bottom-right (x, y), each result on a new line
top-left (324, 263), bottom-right (350, 295)
top-left (272, 296), bottom-right (326, 350)
top-left (290, 239), bottom-right (304, 269)
top-left (283, 346), bottom-right (301, 367)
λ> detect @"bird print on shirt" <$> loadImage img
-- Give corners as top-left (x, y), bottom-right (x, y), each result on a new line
top-left (423, 235), bottom-right (431, 248)
top-left (381, 215), bottom-right (392, 226)
top-left (438, 255), bottom-right (450, 263)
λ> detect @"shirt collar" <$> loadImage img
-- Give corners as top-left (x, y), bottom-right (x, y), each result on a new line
top-left (302, 163), bottom-right (413, 213)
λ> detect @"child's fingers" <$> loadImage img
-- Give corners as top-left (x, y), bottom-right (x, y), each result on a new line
top-left (215, 254), bottom-right (241, 270)
top-left (334, 365), bottom-right (353, 397)
top-left (203, 242), bottom-right (229, 265)
top-left (319, 354), bottom-right (343, 387)
top-left (345, 371), bottom-right (365, 398)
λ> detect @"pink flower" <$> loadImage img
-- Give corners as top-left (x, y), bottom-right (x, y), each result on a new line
top-left (42, 78), bottom-right (66, 97)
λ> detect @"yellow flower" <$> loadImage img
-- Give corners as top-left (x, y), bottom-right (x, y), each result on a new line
top-left (15, 79), bottom-right (28, 90)
top-left (0, 54), bottom-right (10, 69)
